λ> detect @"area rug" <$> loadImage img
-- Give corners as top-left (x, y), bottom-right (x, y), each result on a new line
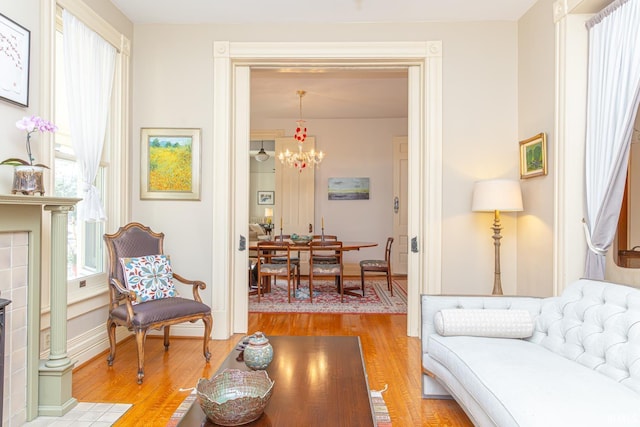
top-left (168, 387), bottom-right (391, 426)
top-left (249, 278), bottom-right (407, 314)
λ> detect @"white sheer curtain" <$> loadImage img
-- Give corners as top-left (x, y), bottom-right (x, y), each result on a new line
top-left (62, 10), bottom-right (116, 221)
top-left (584, 0), bottom-right (640, 279)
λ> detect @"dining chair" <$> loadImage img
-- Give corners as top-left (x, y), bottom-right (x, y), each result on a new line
top-left (256, 241), bottom-right (297, 303)
top-left (272, 234), bottom-right (301, 288)
top-left (360, 237), bottom-right (394, 296)
top-left (312, 234), bottom-right (337, 241)
top-left (309, 240), bottom-right (345, 302)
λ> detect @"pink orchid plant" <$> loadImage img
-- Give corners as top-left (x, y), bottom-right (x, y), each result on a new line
top-left (1, 116), bottom-right (57, 168)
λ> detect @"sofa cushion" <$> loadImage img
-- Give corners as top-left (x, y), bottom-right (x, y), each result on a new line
top-left (434, 309), bottom-right (534, 338)
top-left (427, 334), bottom-right (640, 427)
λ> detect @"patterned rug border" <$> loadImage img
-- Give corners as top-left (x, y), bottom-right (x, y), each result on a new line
top-left (249, 278), bottom-right (407, 314)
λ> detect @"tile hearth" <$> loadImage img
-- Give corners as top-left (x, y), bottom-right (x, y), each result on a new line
top-left (23, 402), bottom-right (131, 427)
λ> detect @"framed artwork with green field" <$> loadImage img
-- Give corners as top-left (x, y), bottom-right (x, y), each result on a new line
top-left (519, 132), bottom-right (547, 179)
top-left (140, 128), bottom-right (201, 200)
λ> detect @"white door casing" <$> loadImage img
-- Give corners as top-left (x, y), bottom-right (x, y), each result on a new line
top-left (213, 41), bottom-right (442, 339)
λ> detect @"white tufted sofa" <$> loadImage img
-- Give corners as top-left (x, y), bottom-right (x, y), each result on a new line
top-left (421, 279), bottom-right (640, 427)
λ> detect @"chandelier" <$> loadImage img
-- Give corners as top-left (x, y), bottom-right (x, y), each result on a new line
top-left (278, 90), bottom-right (325, 172)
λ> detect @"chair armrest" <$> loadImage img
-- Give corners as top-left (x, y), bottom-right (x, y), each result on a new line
top-left (420, 294), bottom-right (543, 355)
top-left (173, 272), bottom-right (207, 302)
top-left (110, 276), bottom-right (130, 295)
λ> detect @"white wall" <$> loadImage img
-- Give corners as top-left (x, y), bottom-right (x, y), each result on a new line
top-left (517, 0), bottom-right (556, 297)
top-left (131, 21), bottom-right (521, 296)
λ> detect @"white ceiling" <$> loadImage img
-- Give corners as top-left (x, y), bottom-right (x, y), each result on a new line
top-left (110, 0), bottom-right (537, 24)
top-left (110, 0), bottom-right (536, 120)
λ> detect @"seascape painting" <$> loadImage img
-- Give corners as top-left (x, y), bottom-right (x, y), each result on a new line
top-left (328, 177), bottom-right (370, 200)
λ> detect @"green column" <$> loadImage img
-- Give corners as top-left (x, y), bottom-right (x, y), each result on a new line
top-left (38, 205), bottom-right (78, 416)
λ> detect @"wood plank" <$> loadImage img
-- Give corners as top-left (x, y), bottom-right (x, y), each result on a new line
top-left (72, 313), bottom-right (472, 426)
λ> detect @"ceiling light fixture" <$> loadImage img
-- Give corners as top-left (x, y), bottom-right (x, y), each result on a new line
top-left (278, 90), bottom-right (325, 172)
top-left (255, 140), bottom-right (270, 162)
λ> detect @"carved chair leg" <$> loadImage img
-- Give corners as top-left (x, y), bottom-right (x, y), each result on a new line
top-left (387, 272), bottom-right (393, 296)
top-left (106, 319), bottom-right (117, 366)
top-left (135, 328), bottom-right (147, 384)
top-left (164, 326), bottom-right (171, 351)
top-left (202, 314), bottom-right (213, 362)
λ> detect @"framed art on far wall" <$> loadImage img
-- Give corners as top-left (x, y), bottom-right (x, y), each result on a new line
top-left (519, 132), bottom-right (547, 179)
top-left (0, 13), bottom-right (30, 107)
top-left (140, 128), bottom-right (201, 200)
top-left (257, 191), bottom-right (274, 205)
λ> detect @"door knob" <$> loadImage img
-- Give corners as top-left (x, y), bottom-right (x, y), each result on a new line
top-left (394, 197), bottom-right (399, 213)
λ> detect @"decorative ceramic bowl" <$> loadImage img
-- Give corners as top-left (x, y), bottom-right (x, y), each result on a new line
top-left (290, 234), bottom-right (312, 244)
top-left (196, 369), bottom-right (275, 426)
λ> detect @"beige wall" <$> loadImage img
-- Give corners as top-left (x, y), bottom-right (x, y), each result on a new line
top-left (0, 0), bottom-right (43, 190)
top-left (516, 0), bottom-right (556, 296)
top-left (131, 21), bottom-right (521, 295)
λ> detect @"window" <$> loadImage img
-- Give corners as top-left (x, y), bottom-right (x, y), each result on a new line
top-left (51, 5), bottom-right (128, 288)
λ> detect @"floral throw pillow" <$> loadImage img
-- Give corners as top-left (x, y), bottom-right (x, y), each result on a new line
top-left (120, 254), bottom-right (177, 304)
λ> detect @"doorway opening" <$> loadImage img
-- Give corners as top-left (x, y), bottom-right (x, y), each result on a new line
top-left (210, 41), bottom-right (442, 339)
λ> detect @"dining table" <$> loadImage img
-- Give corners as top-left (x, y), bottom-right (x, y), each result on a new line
top-left (249, 240), bottom-right (378, 251)
top-left (248, 240), bottom-right (378, 297)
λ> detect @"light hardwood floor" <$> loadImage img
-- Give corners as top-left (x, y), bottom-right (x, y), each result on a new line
top-left (73, 312), bottom-right (472, 426)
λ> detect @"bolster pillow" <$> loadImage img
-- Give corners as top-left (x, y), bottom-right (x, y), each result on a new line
top-left (434, 309), bottom-right (534, 338)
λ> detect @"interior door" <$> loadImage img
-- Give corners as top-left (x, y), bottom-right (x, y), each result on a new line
top-left (275, 136), bottom-right (316, 273)
top-left (393, 136), bottom-right (409, 274)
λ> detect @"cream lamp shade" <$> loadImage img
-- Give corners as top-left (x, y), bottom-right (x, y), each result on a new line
top-left (471, 179), bottom-right (523, 212)
top-left (264, 207), bottom-right (273, 217)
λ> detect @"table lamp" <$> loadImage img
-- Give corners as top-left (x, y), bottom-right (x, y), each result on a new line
top-left (471, 179), bottom-right (523, 295)
top-left (264, 207), bottom-right (273, 224)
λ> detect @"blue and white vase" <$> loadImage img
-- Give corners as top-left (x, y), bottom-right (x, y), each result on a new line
top-left (244, 331), bottom-right (273, 370)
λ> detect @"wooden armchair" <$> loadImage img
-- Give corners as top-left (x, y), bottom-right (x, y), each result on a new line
top-left (103, 222), bottom-right (213, 384)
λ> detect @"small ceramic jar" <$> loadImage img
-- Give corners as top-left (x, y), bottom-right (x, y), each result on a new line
top-left (243, 332), bottom-right (273, 370)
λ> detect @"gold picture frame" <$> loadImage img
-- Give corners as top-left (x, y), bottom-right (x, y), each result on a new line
top-left (519, 132), bottom-right (547, 179)
top-left (140, 127), bottom-right (201, 200)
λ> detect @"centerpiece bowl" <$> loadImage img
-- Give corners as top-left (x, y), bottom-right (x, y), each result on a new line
top-left (196, 369), bottom-right (274, 426)
top-left (290, 234), bottom-right (312, 244)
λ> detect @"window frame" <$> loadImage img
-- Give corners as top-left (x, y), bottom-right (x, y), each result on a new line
top-left (45, 0), bottom-right (130, 298)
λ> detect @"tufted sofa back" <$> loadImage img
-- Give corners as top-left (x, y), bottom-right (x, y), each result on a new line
top-left (529, 279), bottom-right (640, 394)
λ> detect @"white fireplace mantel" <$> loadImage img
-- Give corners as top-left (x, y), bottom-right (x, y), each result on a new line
top-left (0, 194), bottom-right (80, 421)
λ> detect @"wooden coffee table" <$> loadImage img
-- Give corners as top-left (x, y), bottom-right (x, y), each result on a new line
top-left (177, 335), bottom-right (375, 426)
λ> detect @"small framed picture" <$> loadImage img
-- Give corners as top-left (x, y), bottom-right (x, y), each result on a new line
top-left (140, 128), bottom-right (201, 200)
top-left (519, 133), bottom-right (547, 179)
top-left (0, 13), bottom-right (30, 107)
top-left (257, 191), bottom-right (274, 205)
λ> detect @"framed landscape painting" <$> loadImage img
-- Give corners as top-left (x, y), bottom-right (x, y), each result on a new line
top-left (519, 133), bottom-right (547, 179)
top-left (140, 128), bottom-right (201, 200)
top-left (328, 177), bottom-right (370, 200)
top-left (0, 13), bottom-right (30, 107)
